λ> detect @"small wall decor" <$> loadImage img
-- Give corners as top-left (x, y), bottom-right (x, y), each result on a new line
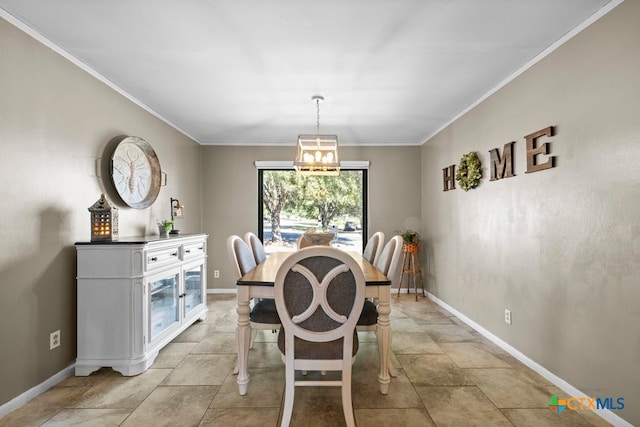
top-left (109, 136), bottom-right (162, 209)
top-left (169, 197), bottom-right (184, 235)
top-left (455, 151), bottom-right (482, 191)
top-left (89, 194), bottom-right (118, 241)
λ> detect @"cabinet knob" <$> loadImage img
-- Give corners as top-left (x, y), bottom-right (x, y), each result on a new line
top-left (185, 249), bottom-right (191, 254)
top-left (150, 257), bottom-right (158, 262)
top-left (171, 252), bottom-right (178, 257)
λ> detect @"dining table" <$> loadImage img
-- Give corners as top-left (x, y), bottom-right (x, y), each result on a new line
top-left (235, 250), bottom-right (392, 396)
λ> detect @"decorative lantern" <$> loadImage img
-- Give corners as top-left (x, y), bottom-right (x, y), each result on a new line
top-left (89, 194), bottom-right (119, 241)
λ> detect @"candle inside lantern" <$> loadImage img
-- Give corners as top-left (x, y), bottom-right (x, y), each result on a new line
top-left (89, 194), bottom-right (118, 242)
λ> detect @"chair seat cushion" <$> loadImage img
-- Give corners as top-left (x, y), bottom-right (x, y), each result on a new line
top-left (250, 299), bottom-right (281, 324)
top-left (357, 300), bottom-right (378, 326)
top-left (278, 329), bottom-right (359, 359)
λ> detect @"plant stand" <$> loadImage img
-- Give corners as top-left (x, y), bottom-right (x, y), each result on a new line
top-left (398, 242), bottom-right (425, 300)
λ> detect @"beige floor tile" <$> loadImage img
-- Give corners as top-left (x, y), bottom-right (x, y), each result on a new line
top-left (389, 317), bottom-right (426, 333)
top-left (209, 317), bottom-right (239, 333)
top-left (410, 311), bottom-right (456, 325)
top-left (421, 324), bottom-right (477, 342)
top-left (397, 354), bottom-right (473, 386)
top-left (161, 354), bottom-right (236, 386)
top-left (352, 367), bottom-right (423, 409)
top-left (191, 332), bottom-right (237, 354)
top-left (464, 367), bottom-right (554, 408)
top-left (352, 342), bottom-right (402, 373)
top-left (416, 385), bottom-right (512, 426)
top-left (199, 408), bottom-right (280, 427)
top-left (355, 408), bottom-right (435, 426)
top-left (121, 385), bottom-right (217, 427)
top-left (40, 408), bottom-right (131, 426)
top-left (502, 408), bottom-right (611, 426)
top-left (75, 369), bottom-right (171, 409)
top-left (439, 342), bottom-right (513, 368)
top-left (172, 324), bottom-right (218, 343)
top-left (0, 294), bottom-right (618, 427)
top-left (210, 368), bottom-right (284, 408)
top-left (246, 342), bottom-right (286, 369)
top-left (287, 387), bottom-right (351, 427)
top-left (392, 332), bottom-right (442, 354)
top-left (252, 329), bottom-right (280, 343)
top-left (153, 342), bottom-right (198, 368)
top-left (0, 385), bottom-right (91, 427)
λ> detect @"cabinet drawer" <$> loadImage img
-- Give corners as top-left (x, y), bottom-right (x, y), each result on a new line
top-left (145, 246), bottom-right (180, 271)
top-left (182, 241), bottom-right (206, 260)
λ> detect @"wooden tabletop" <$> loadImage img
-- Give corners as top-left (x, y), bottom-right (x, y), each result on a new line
top-left (237, 251), bottom-right (390, 286)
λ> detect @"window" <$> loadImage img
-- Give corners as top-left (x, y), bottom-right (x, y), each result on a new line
top-left (257, 167), bottom-right (368, 254)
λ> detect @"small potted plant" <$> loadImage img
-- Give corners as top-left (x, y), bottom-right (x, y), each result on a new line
top-left (401, 230), bottom-right (421, 244)
top-left (157, 219), bottom-right (173, 237)
top-left (399, 230), bottom-right (421, 253)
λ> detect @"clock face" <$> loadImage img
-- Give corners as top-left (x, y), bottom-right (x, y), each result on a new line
top-left (110, 137), bottom-right (161, 209)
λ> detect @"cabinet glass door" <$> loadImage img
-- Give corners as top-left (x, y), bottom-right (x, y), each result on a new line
top-left (149, 273), bottom-right (179, 340)
top-left (184, 264), bottom-right (204, 318)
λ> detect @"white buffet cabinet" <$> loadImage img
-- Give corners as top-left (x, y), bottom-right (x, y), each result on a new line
top-left (75, 234), bottom-right (208, 376)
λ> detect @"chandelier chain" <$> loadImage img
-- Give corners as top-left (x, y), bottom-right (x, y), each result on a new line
top-left (316, 98), bottom-right (320, 135)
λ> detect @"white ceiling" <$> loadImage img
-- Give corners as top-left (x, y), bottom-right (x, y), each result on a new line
top-left (0, 0), bottom-right (617, 146)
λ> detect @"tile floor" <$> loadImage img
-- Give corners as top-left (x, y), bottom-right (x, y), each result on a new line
top-left (0, 294), bottom-right (612, 426)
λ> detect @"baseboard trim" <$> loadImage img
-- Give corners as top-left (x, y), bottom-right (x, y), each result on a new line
top-left (0, 363), bottom-right (75, 419)
top-left (207, 288), bottom-right (236, 294)
top-left (425, 292), bottom-right (632, 427)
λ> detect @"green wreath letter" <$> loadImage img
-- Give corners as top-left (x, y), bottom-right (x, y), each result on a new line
top-left (455, 151), bottom-right (482, 191)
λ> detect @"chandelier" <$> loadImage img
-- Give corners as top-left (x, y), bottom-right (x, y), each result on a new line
top-left (294, 95), bottom-right (340, 176)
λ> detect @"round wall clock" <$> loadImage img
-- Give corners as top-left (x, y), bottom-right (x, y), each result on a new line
top-left (109, 136), bottom-right (162, 209)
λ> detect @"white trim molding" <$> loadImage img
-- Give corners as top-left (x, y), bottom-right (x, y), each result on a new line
top-left (0, 364), bottom-right (74, 419)
top-left (254, 160), bottom-right (369, 170)
top-left (425, 291), bottom-right (633, 427)
top-left (422, 0), bottom-right (624, 145)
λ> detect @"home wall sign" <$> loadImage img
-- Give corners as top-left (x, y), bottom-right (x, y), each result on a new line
top-left (442, 126), bottom-right (555, 192)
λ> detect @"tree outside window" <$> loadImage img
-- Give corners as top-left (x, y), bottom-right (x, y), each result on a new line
top-left (260, 169), bottom-right (366, 253)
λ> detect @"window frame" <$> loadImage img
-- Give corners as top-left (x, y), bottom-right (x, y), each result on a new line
top-left (255, 161), bottom-right (369, 252)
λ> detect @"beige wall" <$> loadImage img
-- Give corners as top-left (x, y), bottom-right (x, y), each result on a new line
top-left (421, 1), bottom-right (639, 424)
top-left (0, 19), bottom-right (203, 406)
top-left (202, 145), bottom-right (422, 290)
top-left (3, 1), bottom-right (638, 424)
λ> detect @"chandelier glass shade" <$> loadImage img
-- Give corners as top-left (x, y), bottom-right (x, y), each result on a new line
top-left (294, 95), bottom-right (340, 175)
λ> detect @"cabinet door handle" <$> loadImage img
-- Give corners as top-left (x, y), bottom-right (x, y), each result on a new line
top-left (150, 257), bottom-right (158, 262)
top-left (185, 249), bottom-right (191, 254)
top-left (179, 293), bottom-right (186, 298)
top-left (198, 246), bottom-right (203, 250)
top-left (171, 252), bottom-right (178, 257)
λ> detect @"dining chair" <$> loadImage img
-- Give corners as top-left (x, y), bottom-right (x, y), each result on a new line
top-left (244, 231), bottom-right (267, 264)
top-left (362, 231), bottom-right (385, 265)
top-left (357, 235), bottom-right (403, 376)
top-left (227, 235), bottom-right (280, 351)
top-left (274, 246), bottom-right (365, 427)
top-left (297, 235), bottom-right (313, 249)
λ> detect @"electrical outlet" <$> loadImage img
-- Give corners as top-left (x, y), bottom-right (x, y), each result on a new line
top-left (214, 270), bottom-right (220, 278)
top-left (504, 309), bottom-right (512, 325)
top-left (50, 330), bottom-right (60, 350)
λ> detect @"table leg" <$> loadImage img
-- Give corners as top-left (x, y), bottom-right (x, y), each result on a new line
top-left (236, 287), bottom-right (251, 395)
top-left (376, 289), bottom-right (392, 395)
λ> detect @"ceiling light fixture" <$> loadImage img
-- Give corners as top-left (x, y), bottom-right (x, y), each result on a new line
top-left (294, 95), bottom-right (340, 176)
